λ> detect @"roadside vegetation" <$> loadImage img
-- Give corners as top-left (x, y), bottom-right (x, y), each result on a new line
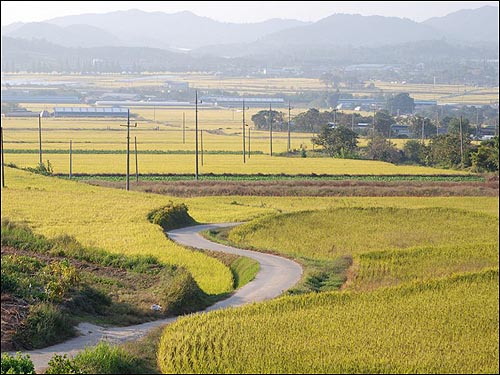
top-left (0, 219), bottom-right (209, 350)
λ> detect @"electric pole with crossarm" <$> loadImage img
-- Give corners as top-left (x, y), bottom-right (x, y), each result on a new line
top-left (120, 109), bottom-right (137, 191)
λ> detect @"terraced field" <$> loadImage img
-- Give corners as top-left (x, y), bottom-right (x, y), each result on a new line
top-left (157, 199), bottom-right (499, 373)
top-left (158, 270), bottom-right (498, 374)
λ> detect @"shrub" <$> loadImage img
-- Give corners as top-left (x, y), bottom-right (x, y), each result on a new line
top-left (45, 354), bottom-right (82, 374)
top-left (41, 260), bottom-right (80, 303)
top-left (13, 303), bottom-right (76, 349)
top-left (147, 201), bottom-right (197, 231)
top-left (73, 342), bottom-right (148, 374)
top-left (1, 272), bottom-right (19, 293)
top-left (24, 161), bottom-right (53, 176)
top-left (1, 352), bottom-right (35, 374)
top-left (152, 268), bottom-right (208, 315)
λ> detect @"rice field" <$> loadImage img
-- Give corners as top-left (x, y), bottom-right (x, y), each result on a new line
top-left (156, 198), bottom-right (499, 373)
top-left (226, 207), bottom-right (499, 260)
top-left (0, 168), bottom-right (234, 295)
top-left (1, 109), bottom-right (468, 176)
top-left (157, 270), bottom-right (499, 373)
top-left (353, 243), bottom-right (499, 291)
top-left (1, 166), bottom-right (498, 373)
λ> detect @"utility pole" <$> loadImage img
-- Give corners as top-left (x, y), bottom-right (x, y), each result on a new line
top-left (269, 103), bottom-right (273, 156)
top-left (182, 112), bottom-right (186, 144)
top-left (287, 101), bottom-right (292, 153)
top-left (421, 117), bottom-right (425, 144)
top-left (476, 107), bottom-right (480, 140)
top-left (248, 126), bottom-right (251, 159)
top-left (436, 111), bottom-right (439, 136)
top-left (69, 140), bottom-right (72, 179)
top-left (134, 136), bottom-right (139, 183)
top-left (372, 109), bottom-right (376, 138)
top-left (351, 113), bottom-right (355, 131)
top-left (200, 129), bottom-right (204, 166)
top-left (120, 109), bottom-right (137, 191)
top-left (459, 115), bottom-right (464, 167)
top-left (1, 125), bottom-right (5, 188)
top-left (242, 99), bottom-right (246, 163)
top-left (195, 90), bottom-right (199, 180)
top-left (38, 111), bottom-right (43, 165)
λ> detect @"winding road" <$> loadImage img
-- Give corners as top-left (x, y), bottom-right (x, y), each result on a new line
top-left (11, 223), bottom-right (303, 373)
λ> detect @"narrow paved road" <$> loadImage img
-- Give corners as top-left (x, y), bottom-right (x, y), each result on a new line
top-left (11, 223), bottom-right (302, 372)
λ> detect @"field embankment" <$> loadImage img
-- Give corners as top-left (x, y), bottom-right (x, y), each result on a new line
top-left (0, 219), bottom-right (209, 351)
top-left (83, 175), bottom-right (498, 197)
top-left (0, 168), bottom-right (233, 296)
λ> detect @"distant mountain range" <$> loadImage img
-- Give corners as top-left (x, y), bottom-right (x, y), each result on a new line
top-left (2, 9), bottom-right (308, 50)
top-left (2, 6), bottom-right (498, 53)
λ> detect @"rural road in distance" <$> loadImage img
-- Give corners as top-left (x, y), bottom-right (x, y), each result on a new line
top-left (15, 223), bottom-right (303, 372)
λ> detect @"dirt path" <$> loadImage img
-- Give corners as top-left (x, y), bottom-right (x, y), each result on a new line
top-left (9, 223), bottom-right (302, 372)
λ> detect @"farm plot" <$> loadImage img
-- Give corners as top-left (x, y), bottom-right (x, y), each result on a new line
top-left (158, 270), bottom-right (499, 374)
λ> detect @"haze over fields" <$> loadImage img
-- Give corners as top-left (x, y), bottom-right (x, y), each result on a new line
top-left (1, 4), bottom-right (498, 85)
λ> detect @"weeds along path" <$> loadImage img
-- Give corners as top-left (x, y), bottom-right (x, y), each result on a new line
top-left (15, 223), bottom-right (303, 373)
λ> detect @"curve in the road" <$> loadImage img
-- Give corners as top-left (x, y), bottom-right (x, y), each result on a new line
top-left (12, 223), bottom-right (303, 372)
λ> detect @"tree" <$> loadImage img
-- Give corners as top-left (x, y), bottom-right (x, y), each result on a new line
top-left (447, 117), bottom-right (473, 136)
top-left (428, 134), bottom-right (472, 168)
top-left (471, 136), bottom-right (499, 172)
top-left (365, 134), bottom-right (402, 163)
top-left (373, 110), bottom-right (394, 138)
top-left (251, 110), bottom-right (284, 131)
top-left (403, 140), bottom-right (429, 165)
top-left (409, 116), bottom-right (437, 139)
top-left (312, 125), bottom-right (359, 158)
top-left (293, 108), bottom-right (322, 133)
top-left (386, 92), bottom-right (415, 114)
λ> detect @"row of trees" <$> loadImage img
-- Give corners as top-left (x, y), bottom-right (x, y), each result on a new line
top-left (251, 107), bottom-right (486, 139)
top-left (311, 123), bottom-right (499, 172)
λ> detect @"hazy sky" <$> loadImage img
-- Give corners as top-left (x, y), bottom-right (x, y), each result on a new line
top-left (1, 1), bottom-right (498, 26)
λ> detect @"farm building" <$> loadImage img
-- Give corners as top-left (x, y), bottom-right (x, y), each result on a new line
top-left (202, 97), bottom-right (285, 107)
top-left (53, 107), bottom-right (129, 118)
top-left (2, 94), bottom-right (80, 104)
top-left (391, 124), bottom-right (411, 137)
top-left (165, 81), bottom-right (189, 91)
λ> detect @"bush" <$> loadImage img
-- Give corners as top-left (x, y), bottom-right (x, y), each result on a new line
top-left (1, 272), bottom-right (19, 293)
top-left (152, 267), bottom-right (208, 315)
top-left (73, 342), bottom-right (148, 374)
top-left (24, 161), bottom-right (53, 176)
top-left (45, 354), bottom-right (82, 374)
top-left (13, 303), bottom-right (76, 349)
top-left (147, 202), bottom-right (197, 231)
top-left (41, 260), bottom-right (80, 303)
top-left (1, 352), bottom-right (35, 374)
